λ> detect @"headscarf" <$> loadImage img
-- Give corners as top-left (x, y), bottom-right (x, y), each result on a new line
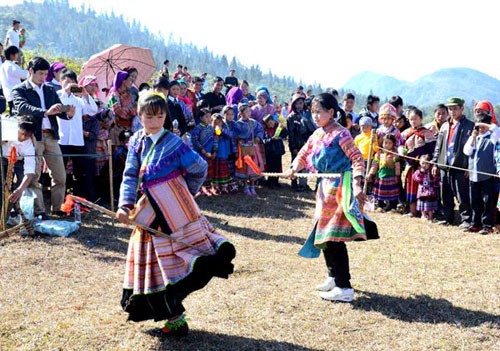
top-left (45, 61), bottom-right (66, 82)
top-left (79, 75), bottom-right (98, 88)
top-left (378, 103), bottom-right (398, 119)
top-left (255, 86), bottom-right (273, 104)
top-left (109, 71), bottom-right (128, 94)
top-left (474, 100), bottom-right (497, 124)
top-left (226, 87), bottom-right (243, 105)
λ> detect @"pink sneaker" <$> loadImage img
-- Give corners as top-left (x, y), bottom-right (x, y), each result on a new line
top-left (249, 186), bottom-right (257, 196)
top-left (244, 186), bottom-right (252, 196)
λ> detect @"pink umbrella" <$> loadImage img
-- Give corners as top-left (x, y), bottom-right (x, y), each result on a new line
top-left (78, 44), bottom-right (157, 91)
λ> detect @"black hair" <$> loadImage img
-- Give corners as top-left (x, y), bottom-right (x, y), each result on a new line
top-left (434, 104), bottom-right (447, 113)
top-left (382, 133), bottom-right (397, 147)
top-left (263, 114), bottom-right (274, 124)
top-left (152, 76), bottom-right (169, 90)
top-left (331, 89), bottom-right (339, 97)
top-left (123, 66), bottom-right (138, 75)
top-left (410, 108), bottom-right (423, 119)
top-left (192, 76), bottom-right (203, 84)
top-left (342, 92), bottom-right (355, 101)
top-left (119, 130), bottom-right (133, 141)
top-left (169, 80), bottom-right (180, 88)
top-left (346, 112), bottom-right (353, 121)
top-left (60, 69), bottom-right (77, 82)
top-left (312, 93), bottom-right (347, 127)
top-left (366, 94), bottom-right (380, 106)
top-left (389, 96), bottom-right (403, 108)
top-left (138, 82), bottom-right (151, 91)
top-left (28, 57), bottom-right (50, 72)
top-left (163, 59), bottom-right (169, 65)
top-left (241, 80), bottom-right (250, 86)
top-left (213, 76), bottom-right (224, 84)
top-left (18, 115), bottom-right (36, 135)
top-left (4, 45), bottom-right (19, 60)
top-left (138, 94), bottom-right (170, 121)
top-left (197, 108), bottom-right (211, 120)
top-left (177, 64), bottom-right (183, 68)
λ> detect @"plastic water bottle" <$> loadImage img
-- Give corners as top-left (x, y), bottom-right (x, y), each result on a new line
top-left (172, 119), bottom-right (179, 131)
top-left (74, 204), bottom-right (81, 225)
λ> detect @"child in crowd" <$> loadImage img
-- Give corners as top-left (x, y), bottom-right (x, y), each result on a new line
top-left (367, 134), bottom-right (401, 212)
top-left (222, 105), bottom-right (239, 193)
top-left (412, 154), bottom-right (440, 222)
top-left (95, 109), bottom-right (113, 176)
top-left (210, 114), bottom-right (232, 194)
top-left (354, 117), bottom-right (379, 163)
top-left (376, 103), bottom-right (403, 146)
top-left (191, 108), bottom-right (217, 196)
top-left (262, 114), bottom-right (288, 188)
top-left (234, 103), bottom-right (264, 196)
top-left (463, 112), bottom-right (497, 234)
top-left (346, 113), bottom-right (360, 138)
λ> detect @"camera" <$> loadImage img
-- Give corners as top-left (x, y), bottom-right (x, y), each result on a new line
top-left (474, 126), bottom-right (480, 131)
top-left (70, 86), bottom-right (84, 93)
top-left (60, 105), bottom-right (71, 112)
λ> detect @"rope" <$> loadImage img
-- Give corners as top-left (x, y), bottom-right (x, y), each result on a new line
top-left (378, 146), bottom-right (500, 179)
top-left (261, 172), bottom-right (340, 178)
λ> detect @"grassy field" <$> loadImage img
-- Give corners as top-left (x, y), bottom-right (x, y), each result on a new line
top-left (0, 179), bottom-right (499, 350)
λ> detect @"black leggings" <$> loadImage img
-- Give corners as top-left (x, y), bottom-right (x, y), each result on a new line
top-left (322, 241), bottom-right (352, 288)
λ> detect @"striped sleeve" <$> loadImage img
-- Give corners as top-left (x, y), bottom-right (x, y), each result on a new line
top-left (339, 129), bottom-right (365, 178)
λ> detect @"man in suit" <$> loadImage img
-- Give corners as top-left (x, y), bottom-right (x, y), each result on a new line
top-left (12, 56), bottom-right (73, 217)
top-left (432, 97), bottom-right (473, 229)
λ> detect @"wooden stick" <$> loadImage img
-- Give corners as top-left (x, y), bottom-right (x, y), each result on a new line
top-left (363, 129), bottom-right (376, 194)
top-left (107, 140), bottom-right (114, 213)
top-left (70, 195), bottom-right (212, 255)
top-left (0, 218), bottom-right (36, 240)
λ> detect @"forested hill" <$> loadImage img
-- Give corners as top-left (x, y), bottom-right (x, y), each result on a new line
top-left (0, 0), bottom-right (320, 102)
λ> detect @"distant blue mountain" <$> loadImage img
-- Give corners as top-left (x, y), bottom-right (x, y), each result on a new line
top-left (342, 68), bottom-right (500, 107)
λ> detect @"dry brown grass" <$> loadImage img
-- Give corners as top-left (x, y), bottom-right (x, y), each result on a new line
top-left (1, 176), bottom-right (499, 350)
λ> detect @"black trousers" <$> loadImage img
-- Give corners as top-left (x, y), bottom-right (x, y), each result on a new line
top-left (322, 241), bottom-right (352, 289)
top-left (470, 179), bottom-right (496, 228)
top-left (440, 169), bottom-right (472, 224)
top-left (265, 154), bottom-right (282, 186)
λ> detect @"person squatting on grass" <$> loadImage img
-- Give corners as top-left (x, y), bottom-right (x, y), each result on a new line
top-left (287, 93), bottom-right (371, 303)
top-left (116, 93), bottom-right (236, 337)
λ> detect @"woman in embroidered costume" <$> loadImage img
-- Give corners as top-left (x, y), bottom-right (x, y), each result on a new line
top-left (116, 93), bottom-right (236, 337)
top-left (288, 93), bottom-right (367, 303)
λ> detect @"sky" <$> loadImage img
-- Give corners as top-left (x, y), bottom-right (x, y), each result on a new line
top-left (5, 0), bottom-right (500, 88)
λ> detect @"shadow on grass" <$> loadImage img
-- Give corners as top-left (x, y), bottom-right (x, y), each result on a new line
top-left (197, 185), bottom-right (315, 220)
top-left (152, 329), bottom-right (319, 351)
top-left (353, 291), bottom-right (500, 327)
top-left (206, 214), bottom-right (306, 245)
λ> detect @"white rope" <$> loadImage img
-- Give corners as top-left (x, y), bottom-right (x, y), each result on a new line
top-left (379, 147), bottom-right (500, 179)
top-left (260, 172), bottom-right (340, 178)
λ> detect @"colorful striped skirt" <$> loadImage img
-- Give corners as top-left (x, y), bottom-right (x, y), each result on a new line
top-left (208, 157), bottom-right (231, 185)
top-left (373, 175), bottom-right (400, 201)
top-left (405, 166), bottom-right (418, 203)
top-left (417, 197), bottom-right (438, 212)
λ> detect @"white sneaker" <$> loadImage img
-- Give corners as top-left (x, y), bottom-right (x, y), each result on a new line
top-left (315, 277), bottom-right (336, 291)
top-left (319, 287), bottom-right (354, 302)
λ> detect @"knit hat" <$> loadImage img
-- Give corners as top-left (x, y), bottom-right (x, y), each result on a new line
top-left (474, 100), bottom-right (497, 124)
top-left (359, 117), bottom-right (373, 127)
top-left (379, 103), bottom-right (398, 119)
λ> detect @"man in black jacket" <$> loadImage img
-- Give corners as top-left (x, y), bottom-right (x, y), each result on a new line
top-left (431, 97), bottom-right (473, 229)
top-left (12, 56), bottom-right (73, 217)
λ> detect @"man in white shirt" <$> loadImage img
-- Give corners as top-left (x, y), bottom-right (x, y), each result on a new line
top-left (2, 116), bottom-right (36, 206)
top-left (11, 56), bottom-right (73, 218)
top-left (57, 69), bottom-right (98, 198)
top-left (5, 20), bottom-right (20, 49)
top-left (0, 45), bottom-right (28, 115)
